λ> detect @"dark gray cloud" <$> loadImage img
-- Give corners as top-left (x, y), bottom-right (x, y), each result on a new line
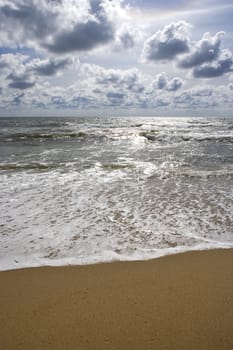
top-left (143, 21), bottom-right (190, 61)
top-left (8, 81), bottom-right (35, 89)
top-left (0, 58), bottom-right (9, 70)
top-left (107, 91), bottom-right (125, 99)
top-left (30, 57), bottom-right (71, 76)
top-left (193, 50), bottom-right (233, 78)
top-left (179, 32), bottom-right (224, 69)
top-left (45, 20), bottom-right (114, 53)
top-left (44, 0), bottom-right (118, 53)
top-left (0, 0), bottom-right (122, 54)
top-left (44, 0), bottom-right (116, 53)
top-left (7, 72), bottom-right (35, 90)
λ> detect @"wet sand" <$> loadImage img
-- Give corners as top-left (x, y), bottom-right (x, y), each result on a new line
top-left (1, 249), bottom-right (233, 350)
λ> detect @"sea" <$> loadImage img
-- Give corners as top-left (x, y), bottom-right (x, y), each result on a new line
top-left (0, 116), bottom-right (233, 271)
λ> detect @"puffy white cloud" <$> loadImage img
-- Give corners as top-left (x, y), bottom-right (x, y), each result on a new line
top-left (0, 53), bottom-right (72, 90)
top-left (118, 31), bottom-right (135, 49)
top-left (28, 57), bottom-right (71, 76)
top-left (178, 31), bottom-right (224, 68)
top-left (1, 56), bottom-right (233, 113)
top-left (153, 72), bottom-right (167, 89)
top-left (172, 84), bottom-right (233, 109)
top-left (153, 72), bottom-right (184, 91)
top-left (142, 21), bottom-right (191, 61)
top-left (193, 49), bottom-right (233, 78)
top-left (93, 66), bottom-right (146, 93)
top-left (114, 28), bottom-right (135, 51)
top-left (143, 21), bottom-right (233, 79)
top-left (0, 60), bottom-right (188, 111)
top-left (167, 77), bottom-right (184, 91)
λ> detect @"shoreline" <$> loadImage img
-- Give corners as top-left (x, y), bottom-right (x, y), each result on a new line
top-left (1, 245), bottom-right (232, 272)
top-left (1, 248), bottom-right (233, 349)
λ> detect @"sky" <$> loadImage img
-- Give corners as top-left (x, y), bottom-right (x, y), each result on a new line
top-left (0, 0), bottom-right (233, 117)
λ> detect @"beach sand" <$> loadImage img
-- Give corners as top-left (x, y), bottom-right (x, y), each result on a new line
top-left (1, 249), bottom-right (233, 350)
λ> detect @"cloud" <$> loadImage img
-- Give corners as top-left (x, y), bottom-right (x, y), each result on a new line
top-left (193, 49), bottom-right (233, 78)
top-left (153, 72), bottom-right (184, 91)
top-left (45, 22), bottom-right (114, 53)
top-left (79, 64), bottom-right (155, 107)
top-left (29, 57), bottom-right (71, 76)
top-left (0, 53), bottom-right (72, 90)
top-left (153, 72), bottom-right (167, 89)
top-left (49, 64), bottom-right (185, 109)
top-left (106, 91), bottom-right (125, 105)
top-left (0, 60), bottom-right (188, 110)
top-left (0, 53), bottom-right (36, 90)
top-left (167, 77), bottom-right (184, 91)
top-left (8, 81), bottom-right (35, 90)
top-left (142, 21), bottom-right (233, 79)
top-left (0, 53), bottom-right (27, 73)
top-left (142, 21), bottom-right (191, 61)
top-left (0, 53), bottom-right (71, 76)
top-left (178, 32), bottom-right (225, 68)
top-left (172, 85), bottom-right (233, 109)
top-left (90, 65), bottom-right (146, 93)
top-left (44, 2), bottom-right (115, 53)
top-left (0, 0), bottom-right (125, 54)
top-left (11, 92), bottom-right (25, 105)
top-left (7, 72), bottom-right (35, 90)
top-left (0, 0), bottom-right (57, 46)
top-left (113, 24), bottom-right (143, 51)
top-left (1, 57), bottom-right (233, 113)
top-left (119, 31), bottom-right (135, 49)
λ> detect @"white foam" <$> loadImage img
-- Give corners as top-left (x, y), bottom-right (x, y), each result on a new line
top-left (1, 164), bottom-right (233, 271)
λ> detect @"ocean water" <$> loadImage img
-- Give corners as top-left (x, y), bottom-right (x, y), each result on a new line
top-left (0, 116), bottom-right (233, 270)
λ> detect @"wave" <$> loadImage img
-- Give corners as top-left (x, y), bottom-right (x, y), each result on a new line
top-left (3, 127), bottom-right (233, 146)
top-left (0, 163), bottom-right (60, 171)
top-left (101, 163), bottom-right (133, 171)
top-left (3, 131), bottom-right (88, 142)
top-left (0, 161), bottom-right (134, 173)
top-left (139, 132), bottom-right (233, 144)
top-left (179, 169), bottom-right (233, 178)
top-left (195, 135), bottom-right (233, 143)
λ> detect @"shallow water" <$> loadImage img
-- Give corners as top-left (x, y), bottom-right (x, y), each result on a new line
top-left (0, 116), bottom-right (233, 270)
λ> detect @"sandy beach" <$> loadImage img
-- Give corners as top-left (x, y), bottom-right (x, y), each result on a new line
top-left (1, 249), bottom-right (233, 350)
